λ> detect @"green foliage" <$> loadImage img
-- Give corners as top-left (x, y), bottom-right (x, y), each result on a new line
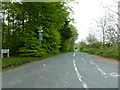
top-left (79, 41), bottom-right (88, 50)
top-left (60, 22), bottom-right (78, 52)
top-left (60, 39), bottom-right (71, 52)
top-left (79, 34), bottom-right (118, 59)
top-left (2, 54), bottom-right (56, 69)
top-left (2, 57), bottom-right (40, 68)
top-left (80, 48), bottom-right (118, 59)
top-left (19, 30), bottom-right (46, 57)
top-left (79, 41), bottom-right (118, 59)
top-left (42, 27), bottom-right (61, 54)
top-left (86, 34), bottom-right (98, 45)
top-left (2, 2), bottom-right (78, 57)
top-left (92, 42), bottom-right (102, 48)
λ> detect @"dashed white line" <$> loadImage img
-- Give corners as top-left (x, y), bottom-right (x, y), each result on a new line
top-left (64, 72), bottom-right (68, 87)
top-left (109, 72), bottom-right (120, 78)
top-left (81, 58), bottom-right (85, 60)
top-left (40, 76), bottom-right (44, 79)
top-left (73, 52), bottom-right (75, 56)
top-left (89, 59), bottom-right (119, 78)
top-left (73, 60), bottom-right (88, 88)
top-left (96, 67), bottom-right (108, 78)
top-left (90, 60), bottom-right (108, 78)
top-left (43, 64), bottom-right (46, 67)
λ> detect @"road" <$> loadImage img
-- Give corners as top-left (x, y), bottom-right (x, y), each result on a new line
top-left (2, 51), bottom-right (119, 88)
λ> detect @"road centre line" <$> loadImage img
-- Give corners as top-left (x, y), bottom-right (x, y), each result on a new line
top-left (73, 60), bottom-right (88, 88)
top-left (43, 64), bottom-right (46, 67)
top-left (73, 52), bottom-right (75, 56)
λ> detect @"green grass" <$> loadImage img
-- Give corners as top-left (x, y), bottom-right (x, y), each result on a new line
top-left (2, 54), bottom-right (58, 70)
top-left (2, 57), bottom-right (40, 67)
top-left (80, 47), bottom-right (118, 60)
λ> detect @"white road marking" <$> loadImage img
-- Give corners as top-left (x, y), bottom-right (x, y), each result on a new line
top-left (90, 59), bottom-right (97, 66)
top-left (40, 76), bottom-right (44, 79)
top-left (81, 58), bottom-right (87, 65)
top-left (73, 52), bottom-right (75, 56)
top-left (73, 60), bottom-right (88, 88)
top-left (66, 72), bottom-right (68, 75)
top-left (90, 60), bottom-right (108, 78)
top-left (109, 72), bottom-right (120, 78)
top-left (43, 64), bottom-right (46, 67)
top-left (90, 61), bottom-right (94, 64)
top-left (81, 58), bottom-right (85, 60)
top-left (96, 67), bottom-right (107, 78)
top-left (89, 59), bottom-right (119, 78)
top-left (64, 72), bottom-right (69, 87)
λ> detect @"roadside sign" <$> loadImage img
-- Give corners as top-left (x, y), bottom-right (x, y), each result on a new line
top-left (2, 49), bottom-right (9, 53)
top-left (39, 32), bottom-right (43, 41)
top-left (1, 49), bottom-right (9, 58)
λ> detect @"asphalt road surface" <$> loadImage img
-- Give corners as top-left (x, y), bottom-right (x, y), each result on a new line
top-left (2, 51), bottom-right (119, 88)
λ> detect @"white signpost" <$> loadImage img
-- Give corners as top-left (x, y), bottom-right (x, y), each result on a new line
top-left (1, 49), bottom-right (9, 58)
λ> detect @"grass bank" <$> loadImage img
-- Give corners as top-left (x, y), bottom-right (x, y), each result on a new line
top-left (2, 53), bottom-right (60, 70)
top-left (80, 48), bottom-right (118, 60)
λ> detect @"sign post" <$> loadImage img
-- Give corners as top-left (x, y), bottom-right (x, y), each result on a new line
top-left (38, 30), bottom-right (43, 41)
top-left (1, 49), bottom-right (9, 58)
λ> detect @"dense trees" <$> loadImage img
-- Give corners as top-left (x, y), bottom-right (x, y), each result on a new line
top-left (60, 21), bottom-right (78, 52)
top-left (86, 34), bottom-right (98, 45)
top-left (2, 2), bottom-right (78, 56)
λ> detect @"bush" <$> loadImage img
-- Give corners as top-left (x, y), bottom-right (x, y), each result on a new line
top-left (93, 42), bottom-right (102, 48)
top-left (19, 30), bottom-right (47, 57)
top-left (80, 47), bottom-right (118, 59)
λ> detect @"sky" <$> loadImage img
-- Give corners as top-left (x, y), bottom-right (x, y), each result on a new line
top-left (68, 0), bottom-right (118, 43)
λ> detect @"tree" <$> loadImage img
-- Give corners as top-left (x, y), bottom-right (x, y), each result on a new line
top-left (59, 21), bottom-right (78, 52)
top-left (96, 16), bottom-right (108, 47)
top-left (96, 11), bottom-right (118, 47)
top-left (105, 27), bottom-right (118, 45)
top-left (86, 34), bottom-right (98, 45)
top-left (100, 0), bottom-right (119, 45)
top-left (2, 2), bottom-right (78, 56)
top-left (79, 40), bottom-right (88, 50)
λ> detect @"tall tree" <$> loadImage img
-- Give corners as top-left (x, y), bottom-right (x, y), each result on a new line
top-left (2, 2), bottom-right (78, 56)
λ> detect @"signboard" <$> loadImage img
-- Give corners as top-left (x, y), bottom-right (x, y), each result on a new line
top-left (39, 32), bottom-right (43, 41)
top-left (1, 49), bottom-right (9, 58)
top-left (2, 49), bottom-right (9, 53)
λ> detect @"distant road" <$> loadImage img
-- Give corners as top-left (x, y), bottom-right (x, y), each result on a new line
top-left (3, 51), bottom-right (119, 88)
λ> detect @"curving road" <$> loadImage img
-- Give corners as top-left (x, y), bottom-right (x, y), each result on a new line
top-left (2, 51), bottom-right (119, 88)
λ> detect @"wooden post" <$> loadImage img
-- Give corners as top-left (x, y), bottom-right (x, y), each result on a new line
top-left (7, 53), bottom-right (9, 58)
top-left (1, 53), bottom-right (3, 58)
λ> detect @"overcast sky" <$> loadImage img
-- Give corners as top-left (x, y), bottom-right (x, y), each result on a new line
top-left (68, 0), bottom-right (118, 43)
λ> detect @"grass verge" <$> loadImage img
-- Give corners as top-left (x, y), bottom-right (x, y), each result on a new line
top-left (80, 48), bottom-right (119, 60)
top-left (2, 53), bottom-right (60, 70)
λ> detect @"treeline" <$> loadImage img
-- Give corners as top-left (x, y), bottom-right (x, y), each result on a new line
top-left (76, 2), bottom-right (119, 60)
top-left (2, 2), bottom-right (78, 57)
top-left (77, 33), bottom-right (118, 59)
